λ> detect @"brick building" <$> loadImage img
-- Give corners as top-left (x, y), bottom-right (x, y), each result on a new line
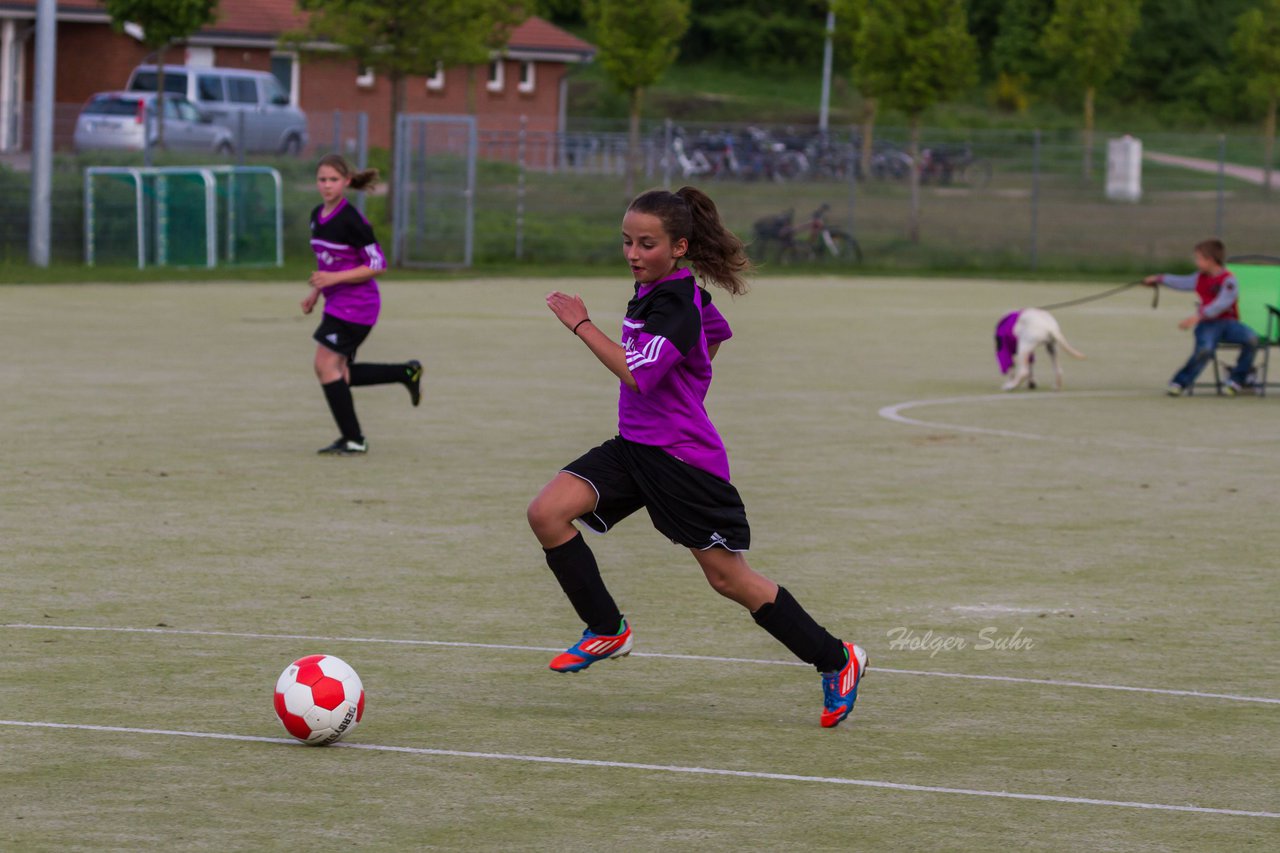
top-left (0, 1), bottom-right (594, 151)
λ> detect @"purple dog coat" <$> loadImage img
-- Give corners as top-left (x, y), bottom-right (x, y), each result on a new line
top-left (994, 311), bottom-right (1025, 374)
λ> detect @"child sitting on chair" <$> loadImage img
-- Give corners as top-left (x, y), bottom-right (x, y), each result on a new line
top-left (1143, 239), bottom-right (1258, 396)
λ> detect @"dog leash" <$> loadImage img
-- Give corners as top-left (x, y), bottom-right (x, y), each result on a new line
top-left (1037, 280), bottom-right (1157, 311)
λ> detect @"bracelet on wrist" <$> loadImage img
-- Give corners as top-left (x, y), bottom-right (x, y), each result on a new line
top-left (572, 318), bottom-right (591, 335)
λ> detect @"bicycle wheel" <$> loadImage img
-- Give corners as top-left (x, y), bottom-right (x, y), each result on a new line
top-left (960, 158), bottom-right (993, 189)
top-left (777, 235), bottom-right (806, 265)
top-left (889, 152), bottom-right (913, 181)
top-left (821, 229), bottom-right (862, 263)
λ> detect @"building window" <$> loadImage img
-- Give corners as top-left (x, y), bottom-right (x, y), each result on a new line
top-left (426, 61), bottom-right (445, 92)
top-left (271, 52), bottom-right (299, 105)
top-left (356, 66), bottom-right (375, 89)
top-left (487, 59), bottom-right (504, 93)
top-left (518, 61), bottom-right (535, 94)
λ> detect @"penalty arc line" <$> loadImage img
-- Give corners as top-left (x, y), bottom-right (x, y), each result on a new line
top-left (1, 719), bottom-right (1276, 819)
top-left (5, 623), bottom-right (1278, 706)
top-left (877, 391), bottom-right (1277, 458)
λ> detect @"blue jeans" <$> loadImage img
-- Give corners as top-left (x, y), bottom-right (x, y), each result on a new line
top-left (1171, 319), bottom-right (1258, 388)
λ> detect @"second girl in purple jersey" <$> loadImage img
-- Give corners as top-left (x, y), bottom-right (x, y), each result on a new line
top-left (303, 154), bottom-right (422, 455)
top-left (529, 186), bottom-right (867, 728)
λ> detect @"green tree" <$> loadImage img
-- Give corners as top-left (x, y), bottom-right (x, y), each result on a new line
top-left (852, 0), bottom-right (976, 242)
top-left (585, 0), bottom-right (690, 197)
top-left (1232, 1), bottom-right (1280, 192)
top-left (296, 0), bottom-right (522, 225)
top-left (1113, 1), bottom-right (1234, 105)
top-left (965, 0), bottom-right (1004, 78)
top-left (533, 0), bottom-right (585, 25)
top-left (986, 0), bottom-right (1051, 113)
top-left (1041, 0), bottom-right (1141, 180)
top-left (102, 0), bottom-right (219, 149)
top-left (833, 0), bottom-right (877, 190)
top-left (683, 0), bottom-right (828, 71)
top-left (990, 0), bottom-right (1051, 80)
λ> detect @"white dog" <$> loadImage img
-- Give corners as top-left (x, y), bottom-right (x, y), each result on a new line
top-left (994, 307), bottom-right (1085, 391)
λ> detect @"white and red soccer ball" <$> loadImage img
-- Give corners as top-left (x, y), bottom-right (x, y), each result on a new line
top-left (273, 654), bottom-right (365, 745)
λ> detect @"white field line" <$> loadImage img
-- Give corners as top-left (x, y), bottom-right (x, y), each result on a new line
top-left (878, 392), bottom-right (1277, 458)
top-left (5, 623), bottom-right (1277, 706)
top-left (2, 719), bottom-right (1276, 819)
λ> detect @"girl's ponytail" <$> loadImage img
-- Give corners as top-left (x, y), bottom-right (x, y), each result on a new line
top-left (348, 168), bottom-right (379, 191)
top-left (317, 153), bottom-right (380, 191)
top-left (674, 186), bottom-right (751, 295)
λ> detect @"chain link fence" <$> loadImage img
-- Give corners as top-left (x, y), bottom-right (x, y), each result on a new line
top-left (5, 106), bottom-right (1280, 272)
top-left (475, 120), bottom-right (1280, 273)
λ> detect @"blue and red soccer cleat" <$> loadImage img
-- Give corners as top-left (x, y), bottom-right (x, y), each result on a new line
top-left (820, 641), bottom-right (868, 728)
top-left (549, 619), bottom-right (633, 673)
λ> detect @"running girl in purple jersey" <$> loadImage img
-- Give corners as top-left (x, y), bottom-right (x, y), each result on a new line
top-left (302, 154), bottom-right (422, 455)
top-left (528, 186), bottom-right (867, 728)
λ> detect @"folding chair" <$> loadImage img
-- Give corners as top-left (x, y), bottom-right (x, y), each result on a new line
top-left (1189, 258), bottom-right (1280, 396)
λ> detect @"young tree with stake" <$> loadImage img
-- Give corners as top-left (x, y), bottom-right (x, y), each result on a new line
top-left (1231, 0), bottom-right (1280, 193)
top-left (584, 0), bottom-right (690, 198)
top-left (1041, 0), bottom-right (1141, 181)
top-left (102, 0), bottom-right (219, 150)
top-left (852, 0), bottom-right (975, 242)
top-left (833, 0), bottom-right (878, 184)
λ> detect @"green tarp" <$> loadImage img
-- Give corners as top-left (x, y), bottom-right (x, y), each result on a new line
top-left (1229, 263), bottom-right (1280, 335)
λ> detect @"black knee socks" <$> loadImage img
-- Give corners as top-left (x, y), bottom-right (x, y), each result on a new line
top-left (321, 379), bottom-right (363, 442)
top-left (752, 586), bottom-right (847, 673)
top-left (544, 532), bottom-right (623, 636)
top-left (349, 362), bottom-right (411, 387)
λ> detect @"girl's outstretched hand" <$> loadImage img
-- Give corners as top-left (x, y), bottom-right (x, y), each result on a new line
top-left (301, 288), bottom-right (319, 315)
top-left (546, 291), bottom-right (589, 332)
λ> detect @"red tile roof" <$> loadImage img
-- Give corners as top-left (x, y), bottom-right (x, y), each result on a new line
top-left (2, 2), bottom-right (592, 56)
top-left (508, 16), bottom-right (594, 56)
top-left (204, 0), bottom-right (308, 35)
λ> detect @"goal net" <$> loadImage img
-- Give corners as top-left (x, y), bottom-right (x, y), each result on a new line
top-left (85, 166), bottom-right (283, 268)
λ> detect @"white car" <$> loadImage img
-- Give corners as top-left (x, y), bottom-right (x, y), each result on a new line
top-left (73, 91), bottom-right (235, 154)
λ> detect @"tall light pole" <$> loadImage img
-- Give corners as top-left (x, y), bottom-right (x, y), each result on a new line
top-left (818, 5), bottom-right (835, 133)
top-left (28, 0), bottom-right (55, 266)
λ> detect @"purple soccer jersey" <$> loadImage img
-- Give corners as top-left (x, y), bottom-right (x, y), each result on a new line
top-left (994, 310), bottom-right (1021, 374)
top-left (309, 198), bottom-right (385, 326)
top-left (618, 268), bottom-right (734, 481)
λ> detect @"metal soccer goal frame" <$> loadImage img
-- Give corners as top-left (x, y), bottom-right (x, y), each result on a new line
top-left (84, 165), bottom-right (284, 269)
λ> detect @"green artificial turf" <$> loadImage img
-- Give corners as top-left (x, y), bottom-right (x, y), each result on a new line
top-left (2, 275), bottom-right (1276, 850)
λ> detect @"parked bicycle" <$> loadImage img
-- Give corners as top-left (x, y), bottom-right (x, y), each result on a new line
top-left (752, 203), bottom-right (861, 264)
top-left (919, 144), bottom-right (993, 188)
top-left (868, 142), bottom-right (914, 182)
top-left (663, 132), bottom-right (714, 178)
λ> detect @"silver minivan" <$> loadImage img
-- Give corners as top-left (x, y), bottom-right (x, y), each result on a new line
top-left (73, 92), bottom-right (235, 153)
top-left (126, 64), bottom-right (308, 154)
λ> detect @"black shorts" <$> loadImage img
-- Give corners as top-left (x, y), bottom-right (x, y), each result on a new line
top-left (562, 436), bottom-right (750, 552)
top-left (313, 314), bottom-right (373, 361)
